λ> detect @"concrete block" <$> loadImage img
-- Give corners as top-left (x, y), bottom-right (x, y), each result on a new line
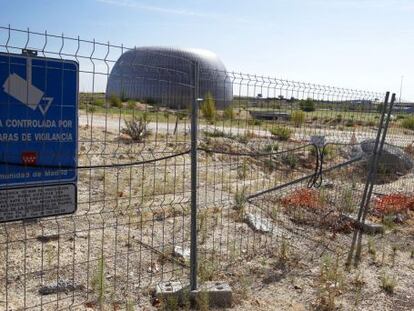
top-left (155, 281), bottom-right (232, 308)
top-left (191, 281), bottom-right (233, 308)
top-left (155, 281), bottom-right (186, 305)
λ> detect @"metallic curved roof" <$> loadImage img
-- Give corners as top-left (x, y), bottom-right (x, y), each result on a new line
top-left (106, 47), bottom-right (233, 108)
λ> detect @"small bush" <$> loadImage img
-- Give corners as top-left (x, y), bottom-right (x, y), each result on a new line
top-left (380, 272), bottom-right (396, 294)
top-left (345, 119), bottom-right (355, 127)
top-left (234, 188), bottom-right (247, 211)
top-left (316, 256), bottom-right (344, 310)
top-left (201, 92), bottom-right (216, 122)
top-left (299, 98), bottom-right (315, 112)
top-left (109, 94), bottom-right (122, 108)
top-left (401, 116), bottom-right (414, 130)
top-left (122, 115), bottom-right (150, 142)
top-left (86, 105), bottom-right (96, 113)
top-left (248, 119), bottom-right (263, 126)
top-left (223, 105), bottom-right (235, 120)
top-left (91, 256), bottom-right (105, 307)
top-left (291, 110), bottom-right (305, 127)
top-left (270, 127), bottom-right (292, 141)
top-left (262, 143), bottom-right (279, 153)
top-left (93, 98), bottom-right (105, 107)
top-left (204, 129), bottom-right (227, 138)
top-left (127, 100), bottom-right (136, 110)
top-left (282, 153), bottom-right (298, 169)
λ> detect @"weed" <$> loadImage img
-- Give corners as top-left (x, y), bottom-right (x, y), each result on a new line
top-left (340, 187), bottom-right (355, 214)
top-left (93, 98), bottom-right (105, 107)
top-left (291, 110), bottom-right (305, 127)
top-left (276, 236), bottom-right (290, 268)
top-left (237, 159), bottom-right (249, 179)
top-left (282, 153), bottom-right (298, 169)
top-left (162, 294), bottom-right (179, 311)
top-left (198, 260), bottom-right (217, 282)
top-left (126, 300), bottom-right (135, 311)
top-left (86, 105), bottom-right (96, 113)
top-left (345, 119), bottom-right (355, 127)
top-left (201, 92), bottom-right (216, 122)
top-left (91, 255), bottom-right (105, 307)
top-left (122, 115), bottom-right (150, 142)
top-left (262, 142), bottom-right (279, 153)
top-left (316, 255), bottom-right (344, 310)
top-left (270, 126), bottom-right (292, 141)
top-left (195, 290), bottom-right (209, 311)
top-left (203, 129), bottom-right (227, 138)
top-left (234, 188), bottom-right (247, 211)
top-left (401, 116), bottom-right (414, 130)
top-left (198, 209), bottom-right (208, 245)
top-left (127, 100), bottom-right (136, 110)
top-left (109, 94), bottom-right (122, 108)
top-left (352, 270), bottom-right (365, 306)
top-left (223, 105), bottom-right (235, 120)
top-left (380, 272), bottom-right (396, 294)
top-left (263, 158), bottom-right (277, 171)
top-left (367, 237), bottom-right (376, 261)
top-left (236, 274), bottom-right (252, 301)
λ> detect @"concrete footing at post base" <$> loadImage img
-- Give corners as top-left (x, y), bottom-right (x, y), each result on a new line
top-left (155, 281), bottom-right (233, 308)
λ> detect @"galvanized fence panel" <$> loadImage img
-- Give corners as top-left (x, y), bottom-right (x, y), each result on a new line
top-left (0, 25), bottom-right (411, 310)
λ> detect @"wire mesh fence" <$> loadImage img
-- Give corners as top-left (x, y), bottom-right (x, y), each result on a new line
top-left (0, 25), bottom-right (412, 310)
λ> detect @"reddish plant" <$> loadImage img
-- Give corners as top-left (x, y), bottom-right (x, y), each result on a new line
top-left (373, 194), bottom-right (414, 216)
top-left (280, 188), bottom-right (324, 209)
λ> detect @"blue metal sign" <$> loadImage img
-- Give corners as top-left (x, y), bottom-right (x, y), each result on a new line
top-left (0, 52), bottom-right (78, 221)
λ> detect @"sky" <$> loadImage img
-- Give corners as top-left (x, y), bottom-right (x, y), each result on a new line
top-left (1, 0), bottom-right (413, 99)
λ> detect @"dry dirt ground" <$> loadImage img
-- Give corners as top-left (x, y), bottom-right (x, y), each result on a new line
top-left (0, 123), bottom-right (413, 311)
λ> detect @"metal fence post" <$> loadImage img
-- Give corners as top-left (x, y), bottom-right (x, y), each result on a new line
top-left (190, 61), bottom-right (200, 291)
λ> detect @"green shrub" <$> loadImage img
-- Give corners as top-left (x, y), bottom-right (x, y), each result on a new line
top-left (401, 116), bottom-right (414, 130)
top-left (93, 98), bottom-right (105, 107)
top-left (223, 105), bottom-right (235, 120)
top-left (109, 94), bottom-right (122, 108)
top-left (86, 105), bottom-right (96, 113)
top-left (282, 153), bottom-right (298, 169)
top-left (204, 129), bottom-right (227, 138)
top-left (345, 119), bottom-right (355, 127)
top-left (127, 100), bottom-right (136, 110)
top-left (291, 110), bottom-right (305, 127)
top-left (299, 98), bottom-right (315, 112)
top-left (201, 92), bottom-right (216, 122)
top-left (262, 143), bottom-right (279, 153)
top-left (122, 115), bottom-right (150, 142)
top-left (248, 119), bottom-right (263, 126)
top-left (270, 127), bottom-right (292, 141)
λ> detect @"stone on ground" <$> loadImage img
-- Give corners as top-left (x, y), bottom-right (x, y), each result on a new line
top-left (245, 212), bottom-right (273, 233)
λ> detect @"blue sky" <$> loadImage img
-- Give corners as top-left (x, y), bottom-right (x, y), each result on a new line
top-left (1, 0), bottom-right (413, 99)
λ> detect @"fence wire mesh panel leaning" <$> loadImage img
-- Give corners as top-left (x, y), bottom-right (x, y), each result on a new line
top-left (194, 69), bottom-right (400, 279)
top-left (0, 25), bottom-right (410, 311)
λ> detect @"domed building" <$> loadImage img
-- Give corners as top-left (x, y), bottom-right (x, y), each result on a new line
top-left (106, 47), bottom-right (233, 109)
